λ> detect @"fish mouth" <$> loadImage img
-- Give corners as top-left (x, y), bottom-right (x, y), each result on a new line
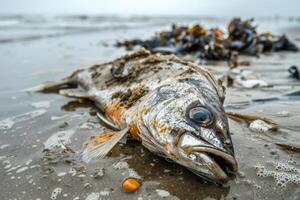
top-left (187, 147), bottom-right (238, 183)
top-left (178, 133), bottom-right (238, 183)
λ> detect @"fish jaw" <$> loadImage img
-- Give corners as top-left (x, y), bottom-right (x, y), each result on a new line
top-left (175, 132), bottom-right (238, 184)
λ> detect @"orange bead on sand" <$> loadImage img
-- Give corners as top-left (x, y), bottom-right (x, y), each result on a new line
top-left (122, 178), bottom-right (141, 193)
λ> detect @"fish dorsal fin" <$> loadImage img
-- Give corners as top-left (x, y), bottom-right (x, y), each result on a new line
top-left (82, 127), bottom-right (129, 162)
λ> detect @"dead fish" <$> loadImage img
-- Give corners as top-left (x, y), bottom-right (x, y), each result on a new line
top-left (36, 49), bottom-right (238, 183)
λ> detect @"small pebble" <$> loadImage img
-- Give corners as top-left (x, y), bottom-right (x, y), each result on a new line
top-left (249, 120), bottom-right (274, 133)
top-left (156, 189), bottom-right (170, 198)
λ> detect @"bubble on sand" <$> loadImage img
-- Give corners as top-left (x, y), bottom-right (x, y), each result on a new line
top-left (128, 168), bottom-right (142, 179)
top-left (16, 166), bottom-right (29, 173)
top-left (6, 164), bottom-right (22, 173)
top-left (0, 119), bottom-right (14, 130)
top-left (0, 144), bottom-right (11, 149)
top-left (255, 161), bottom-right (300, 187)
top-left (86, 192), bottom-right (100, 200)
top-left (0, 109), bottom-right (46, 130)
top-left (156, 189), bottom-right (170, 197)
top-left (113, 161), bottom-right (129, 170)
top-left (51, 188), bottom-right (62, 200)
top-left (99, 188), bottom-right (110, 196)
top-left (79, 122), bottom-right (101, 129)
top-left (4, 164), bottom-right (11, 169)
top-left (57, 172), bottom-right (67, 177)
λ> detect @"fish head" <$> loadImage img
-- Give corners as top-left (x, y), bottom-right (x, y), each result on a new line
top-left (138, 78), bottom-right (237, 183)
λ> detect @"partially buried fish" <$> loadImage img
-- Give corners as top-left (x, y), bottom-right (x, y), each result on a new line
top-left (37, 48), bottom-right (238, 183)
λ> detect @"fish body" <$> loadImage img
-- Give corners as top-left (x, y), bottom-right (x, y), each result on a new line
top-left (38, 49), bottom-right (237, 183)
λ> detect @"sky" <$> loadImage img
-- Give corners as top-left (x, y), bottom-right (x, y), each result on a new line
top-left (0, 0), bottom-right (299, 17)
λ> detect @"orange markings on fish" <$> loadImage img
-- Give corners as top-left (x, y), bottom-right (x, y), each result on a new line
top-left (129, 124), bottom-right (140, 137)
top-left (159, 123), bottom-right (172, 134)
top-left (105, 103), bottom-right (126, 124)
top-left (91, 132), bottom-right (117, 145)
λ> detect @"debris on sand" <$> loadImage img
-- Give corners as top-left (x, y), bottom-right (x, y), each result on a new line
top-left (116, 18), bottom-right (298, 64)
top-left (43, 130), bottom-right (75, 149)
top-left (275, 143), bottom-right (300, 153)
top-left (41, 146), bottom-right (85, 176)
top-left (288, 65), bottom-right (300, 80)
top-left (122, 177), bottom-right (142, 193)
top-left (156, 189), bottom-right (170, 198)
top-left (249, 120), bottom-right (275, 133)
top-left (92, 168), bottom-right (105, 179)
top-left (226, 112), bottom-right (278, 132)
top-left (221, 69), bottom-right (269, 88)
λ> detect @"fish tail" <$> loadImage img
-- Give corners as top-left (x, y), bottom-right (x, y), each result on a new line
top-left (25, 79), bottom-right (75, 92)
top-left (24, 69), bottom-right (84, 92)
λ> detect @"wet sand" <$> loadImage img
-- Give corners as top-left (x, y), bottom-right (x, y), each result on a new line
top-left (0, 16), bottom-right (300, 200)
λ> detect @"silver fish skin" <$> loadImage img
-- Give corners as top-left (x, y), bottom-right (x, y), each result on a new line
top-left (37, 48), bottom-right (238, 183)
top-left (133, 72), bottom-right (237, 183)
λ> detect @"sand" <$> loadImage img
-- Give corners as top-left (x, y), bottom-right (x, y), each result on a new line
top-left (0, 15), bottom-right (300, 200)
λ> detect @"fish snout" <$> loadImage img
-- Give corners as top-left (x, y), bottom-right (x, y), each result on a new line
top-left (177, 132), bottom-right (238, 183)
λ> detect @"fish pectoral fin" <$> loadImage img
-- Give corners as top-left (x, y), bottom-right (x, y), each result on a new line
top-left (96, 112), bottom-right (120, 131)
top-left (59, 89), bottom-right (91, 99)
top-left (81, 128), bottom-right (129, 162)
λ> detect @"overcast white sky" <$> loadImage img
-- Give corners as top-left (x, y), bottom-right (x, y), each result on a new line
top-left (0, 0), bottom-right (299, 17)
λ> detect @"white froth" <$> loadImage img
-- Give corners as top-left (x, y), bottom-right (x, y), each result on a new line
top-left (0, 109), bottom-right (46, 130)
top-left (44, 130), bottom-right (75, 149)
top-left (85, 192), bottom-right (100, 200)
top-left (50, 188), bottom-right (62, 200)
top-left (31, 101), bottom-right (51, 109)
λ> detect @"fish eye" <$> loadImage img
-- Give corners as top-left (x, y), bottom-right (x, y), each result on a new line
top-left (189, 107), bottom-right (214, 127)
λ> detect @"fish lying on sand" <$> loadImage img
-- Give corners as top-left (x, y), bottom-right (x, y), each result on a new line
top-left (36, 48), bottom-right (238, 183)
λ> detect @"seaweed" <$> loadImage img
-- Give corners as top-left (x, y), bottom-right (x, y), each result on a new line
top-left (288, 65), bottom-right (300, 80)
top-left (116, 18), bottom-right (298, 64)
top-left (276, 143), bottom-right (300, 153)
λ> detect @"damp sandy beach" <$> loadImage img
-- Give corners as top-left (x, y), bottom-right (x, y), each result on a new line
top-left (0, 15), bottom-right (300, 200)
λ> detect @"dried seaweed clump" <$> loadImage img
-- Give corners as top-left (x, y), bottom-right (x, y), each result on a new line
top-left (116, 18), bottom-right (298, 63)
